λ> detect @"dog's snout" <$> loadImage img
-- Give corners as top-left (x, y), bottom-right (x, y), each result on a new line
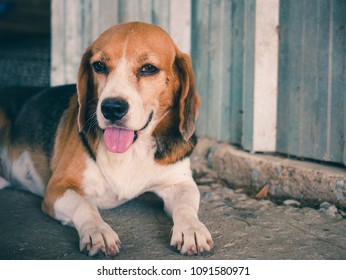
top-left (101, 98), bottom-right (129, 122)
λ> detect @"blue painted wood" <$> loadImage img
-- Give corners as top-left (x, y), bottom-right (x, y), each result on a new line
top-left (330, 0), bottom-right (346, 165)
top-left (192, 0), bottom-right (250, 146)
top-left (241, 0), bottom-right (256, 151)
top-left (229, 0), bottom-right (245, 145)
top-left (192, 0), bottom-right (211, 138)
top-left (152, 0), bottom-right (170, 32)
top-left (117, 0), bottom-right (171, 30)
top-left (207, 0), bottom-right (233, 141)
top-left (277, 0), bottom-right (345, 164)
top-left (118, 0), bottom-right (152, 23)
top-left (277, 0), bottom-right (303, 157)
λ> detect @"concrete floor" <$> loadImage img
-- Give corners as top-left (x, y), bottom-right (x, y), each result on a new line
top-left (1, 145), bottom-right (345, 260)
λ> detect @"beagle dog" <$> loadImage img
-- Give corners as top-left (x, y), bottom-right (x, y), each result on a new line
top-left (0, 22), bottom-right (213, 256)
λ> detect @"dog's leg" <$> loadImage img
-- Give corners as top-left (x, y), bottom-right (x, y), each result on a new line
top-left (0, 146), bottom-right (11, 189)
top-left (42, 188), bottom-right (121, 257)
top-left (0, 111), bottom-right (11, 190)
top-left (0, 176), bottom-right (10, 189)
top-left (155, 180), bottom-right (214, 255)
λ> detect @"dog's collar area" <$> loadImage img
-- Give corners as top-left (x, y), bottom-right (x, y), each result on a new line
top-left (79, 132), bottom-right (97, 161)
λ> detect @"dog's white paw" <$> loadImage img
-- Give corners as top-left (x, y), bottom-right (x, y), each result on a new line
top-left (79, 221), bottom-right (121, 257)
top-left (170, 220), bottom-right (213, 255)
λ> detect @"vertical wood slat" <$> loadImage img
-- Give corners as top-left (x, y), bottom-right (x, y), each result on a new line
top-left (206, 0), bottom-right (231, 141)
top-left (90, 0), bottom-right (119, 40)
top-left (169, 0), bottom-right (191, 54)
top-left (316, 0), bottom-right (330, 162)
top-left (192, 0), bottom-right (248, 145)
top-left (277, 0), bottom-right (345, 164)
top-left (118, 0), bottom-right (152, 23)
top-left (191, 0), bottom-right (210, 139)
top-left (241, 0), bottom-right (256, 150)
top-left (344, 2), bottom-right (346, 165)
top-left (252, 0), bottom-right (279, 152)
top-left (330, 0), bottom-right (346, 165)
top-left (51, 0), bottom-right (89, 86)
top-left (276, 0), bottom-right (301, 155)
top-left (277, 0), bottom-right (311, 158)
top-left (51, 0), bottom-right (65, 85)
top-left (229, 0), bottom-right (245, 145)
top-left (300, 0), bottom-right (321, 160)
top-left (152, 0), bottom-right (170, 32)
top-left (65, 0), bottom-right (83, 84)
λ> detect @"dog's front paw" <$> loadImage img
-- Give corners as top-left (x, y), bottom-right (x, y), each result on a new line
top-left (79, 221), bottom-right (121, 257)
top-left (170, 220), bottom-right (213, 255)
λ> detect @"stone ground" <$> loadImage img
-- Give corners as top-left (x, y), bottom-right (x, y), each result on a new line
top-left (0, 142), bottom-right (345, 260)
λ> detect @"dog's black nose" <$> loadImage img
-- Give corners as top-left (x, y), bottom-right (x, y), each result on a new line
top-left (101, 98), bottom-right (129, 122)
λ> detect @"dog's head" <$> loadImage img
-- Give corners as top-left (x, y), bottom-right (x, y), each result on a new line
top-left (77, 22), bottom-right (200, 161)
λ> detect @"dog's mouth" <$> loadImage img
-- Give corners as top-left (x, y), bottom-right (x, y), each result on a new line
top-left (103, 111), bottom-right (153, 153)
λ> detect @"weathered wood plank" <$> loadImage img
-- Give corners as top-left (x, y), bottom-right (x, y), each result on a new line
top-left (207, 0), bottom-right (233, 142)
top-left (65, 0), bottom-right (83, 84)
top-left (51, 0), bottom-right (66, 86)
top-left (300, 0), bottom-right (319, 159)
top-left (152, 0), bottom-right (170, 32)
top-left (193, 0), bottom-right (246, 145)
top-left (329, 0), bottom-right (345, 163)
top-left (241, 0), bottom-right (256, 150)
top-left (118, 0), bottom-right (152, 23)
top-left (277, 0), bottom-right (345, 164)
top-left (315, 0), bottom-right (330, 161)
top-left (252, 0), bottom-right (279, 151)
top-left (192, 0), bottom-right (211, 137)
top-left (229, 0), bottom-right (244, 145)
top-left (91, 0), bottom-right (119, 40)
top-left (169, 0), bottom-right (191, 54)
top-left (277, 0), bottom-right (304, 157)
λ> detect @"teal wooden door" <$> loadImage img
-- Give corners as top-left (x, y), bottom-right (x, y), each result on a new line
top-left (192, 0), bottom-right (255, 146)
top-left (276, 0), bottom-right (346, 165)
top-left (192, 0), bottom-right (345, 166)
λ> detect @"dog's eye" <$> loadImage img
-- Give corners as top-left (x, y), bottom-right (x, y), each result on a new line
top-left (92, 61), bottom-right (107, 74)
top-left (139, 64), bottom-right (160, 76)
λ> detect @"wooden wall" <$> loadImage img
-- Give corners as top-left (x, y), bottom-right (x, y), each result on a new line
top-left (51, 0), bottom-right (346, 166)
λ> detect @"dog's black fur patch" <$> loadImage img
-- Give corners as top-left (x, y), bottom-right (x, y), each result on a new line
top-left (4, 85), bottom-right (77, 157)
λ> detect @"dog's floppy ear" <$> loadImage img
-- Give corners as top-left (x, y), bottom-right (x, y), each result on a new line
top-left (174, 50), bottom-right (201, 142)
top-left (77, 47), bottom-right (92, 132)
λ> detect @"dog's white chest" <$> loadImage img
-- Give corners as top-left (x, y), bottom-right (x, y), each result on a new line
top-left (82, 140), bottom-right (164, 208)
top-left (81, 140), bottom-right (192, 209)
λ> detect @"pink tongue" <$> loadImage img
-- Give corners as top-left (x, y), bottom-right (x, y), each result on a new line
top-left (103, 127), bottom-right (135, 153)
